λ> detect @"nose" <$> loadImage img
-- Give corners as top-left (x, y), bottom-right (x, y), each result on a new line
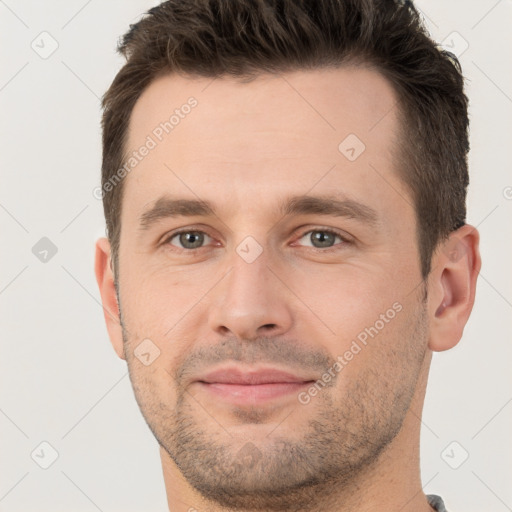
top-left (207, 249), bottom-right (294, 341)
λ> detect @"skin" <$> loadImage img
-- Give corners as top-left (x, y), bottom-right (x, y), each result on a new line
top-left (95, 66), bottom-right (481, 512)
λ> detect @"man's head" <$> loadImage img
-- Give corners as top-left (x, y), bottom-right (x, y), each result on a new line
top-left (95, 1), bottom-right (480, 510)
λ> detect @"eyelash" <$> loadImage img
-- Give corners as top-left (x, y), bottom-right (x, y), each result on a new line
top-left (161, 227), bottom-right (352, 253)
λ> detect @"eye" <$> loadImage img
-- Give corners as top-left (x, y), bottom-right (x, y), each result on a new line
top-left (162, 227), bottom-right (351, 253)
top-left (166, 230), bottom-right (214, 250)
top-left (295, 229), bottom-right (350, 249)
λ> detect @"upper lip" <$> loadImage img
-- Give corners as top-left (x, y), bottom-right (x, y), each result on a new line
top-left (197, 367), bottom-right (314, 385)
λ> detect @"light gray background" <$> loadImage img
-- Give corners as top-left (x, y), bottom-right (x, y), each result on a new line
top-left (1, 1), bottom-right (511, 511)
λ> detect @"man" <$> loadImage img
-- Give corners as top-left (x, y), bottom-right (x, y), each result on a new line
top-left (94, 1), bottom-right (481, 511)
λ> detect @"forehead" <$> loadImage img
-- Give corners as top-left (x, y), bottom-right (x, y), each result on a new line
top-left (128, 65), bottom-right (399, 151)
top-left (123, 66), bottom-right (409, 225)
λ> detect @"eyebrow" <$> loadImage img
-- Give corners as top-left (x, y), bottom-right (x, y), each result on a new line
top-left (138, 194), bottom-right (379, 231)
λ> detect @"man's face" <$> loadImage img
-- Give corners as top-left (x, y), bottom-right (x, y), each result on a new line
top-left (115, 67), bottom-right (430, 508)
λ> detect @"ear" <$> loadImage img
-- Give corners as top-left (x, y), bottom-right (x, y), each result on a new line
top-left (94, 237), bottom-right (126, 360)
top-left (427, 224), bottom-right (482, 352)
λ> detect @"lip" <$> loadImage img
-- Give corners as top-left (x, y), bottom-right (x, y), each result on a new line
top-left (195, 367), bottom-right (315, 405)
top-left (199, 367), bottom-right (312, 385)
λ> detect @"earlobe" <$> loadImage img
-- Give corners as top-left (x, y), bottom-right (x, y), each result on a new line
top-left (428, 225), bottom-right (481, 352)
top-left (94, 237), bottom-right (126, 360)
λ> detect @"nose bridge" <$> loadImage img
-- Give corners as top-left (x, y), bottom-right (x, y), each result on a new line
top-left (226, 248), bottom-right (270, 304)
top-left (208, 241), bottom-right (293, 339)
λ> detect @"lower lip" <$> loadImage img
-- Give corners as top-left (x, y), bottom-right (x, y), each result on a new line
top-left (197, 381), bottom-right (312, 404)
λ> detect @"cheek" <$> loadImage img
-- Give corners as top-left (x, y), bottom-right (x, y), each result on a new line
top-left (118, 266), bottom-right (216, 378)
top-left (292, 265), bottom-right (407, 342)
top-left (326, 300), bottom-right (426, 404)
top-left (120, 261), bottom-right (209, 327)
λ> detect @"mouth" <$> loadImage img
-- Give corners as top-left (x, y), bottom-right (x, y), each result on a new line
top-left (195, 367), bottom-right (315, 404)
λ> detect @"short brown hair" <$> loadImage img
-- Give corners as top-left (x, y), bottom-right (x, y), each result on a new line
top-left (101, 0), bottom-right (469, 281)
